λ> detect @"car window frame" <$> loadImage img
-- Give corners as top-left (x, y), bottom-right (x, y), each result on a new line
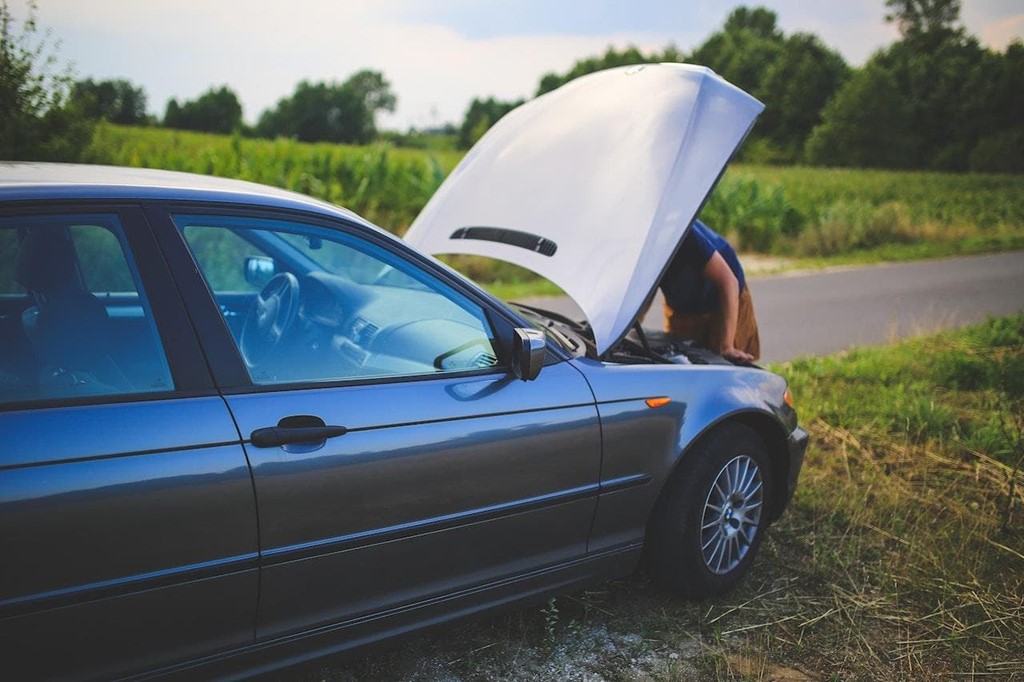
top-left (0, 201), bottom-right (217, 412)
top-left (145, 201), bottom-right (542, 395)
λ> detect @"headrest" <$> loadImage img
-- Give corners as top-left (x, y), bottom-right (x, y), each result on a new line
top-left (15, 227), bottom-right (77, 294)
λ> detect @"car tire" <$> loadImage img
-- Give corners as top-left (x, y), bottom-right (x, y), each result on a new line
top-left (646, 422), bottom-right (772, 599)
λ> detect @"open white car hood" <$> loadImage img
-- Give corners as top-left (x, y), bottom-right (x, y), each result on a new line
top-left (404, 64), bottom-right (763, 355)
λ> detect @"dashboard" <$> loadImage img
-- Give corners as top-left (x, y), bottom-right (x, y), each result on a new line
top-left (259, 270), bottom-right (500, 384)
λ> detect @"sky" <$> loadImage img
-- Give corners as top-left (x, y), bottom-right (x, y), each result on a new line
top-left (15, 0), bottom-right (1024, 131)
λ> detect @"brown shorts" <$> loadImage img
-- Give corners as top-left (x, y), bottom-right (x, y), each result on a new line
top-left (663, 285), bottom-right (761, 361)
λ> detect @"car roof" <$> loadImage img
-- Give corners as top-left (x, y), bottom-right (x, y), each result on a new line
top-left (0, 162), bottom-right (369, 225)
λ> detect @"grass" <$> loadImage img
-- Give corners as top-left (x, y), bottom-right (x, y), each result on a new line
top-left (754, 314), bottom-right (1024, 678)
top-left (291, 315), bottom-right (1024, 681)
top-left (776, 233), bottom-right (1024, 271)
top-left (82, 124), bottom-right (1024, 298)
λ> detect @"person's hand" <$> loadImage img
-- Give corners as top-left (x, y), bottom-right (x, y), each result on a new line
top-left (721, 346), bottom-right (755, 364)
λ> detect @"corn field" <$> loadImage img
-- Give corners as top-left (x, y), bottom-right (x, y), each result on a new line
top-left (86, 124), bottom-right (1024, 258)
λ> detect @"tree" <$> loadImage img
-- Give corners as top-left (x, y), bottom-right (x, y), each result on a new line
top-left (0, 0), bottom-right (92, 160)
top-left (969, 128), bottom-right (1024, 174)
top-left (689, 7), bottom-right (784, 95)
top-left (884, 0), bottom-right (962, 36)
top-left (73, 78), bottom-right (149, 125)
top-left (753, 33), bottom-right (849, 158)
top-left (525, 11), bottom-right (850, 164)
top-left (723, 5), bottom-right (783, 39)
top-left (256, 70), bottom-right (396, 144)
top-left (969, 40), bottom-right (1024, 172)
top-left (457, 97), bottom-right (522, 149)
top-left (536, 45), bottom-right (657, 96)
top-left (164, 86), bottom-right (242, 134)
top-left (805, 63), bottom-right (919, 168)
top-left (984, 41), bottom-right (1024, 136)
top-left (344, 69), bottom-right (396, 117)
top-left (805, 0), bottom-right (1022, 171)
top-left (880, 33), bottom-right (992, 169)
top-left (690, 7), bottom-right (848, 162)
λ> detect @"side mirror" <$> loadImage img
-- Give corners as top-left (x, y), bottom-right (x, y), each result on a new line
top-left (244, 256), bottom-right (276, 288)
top-left (511, 328), bottom-right (546, 381)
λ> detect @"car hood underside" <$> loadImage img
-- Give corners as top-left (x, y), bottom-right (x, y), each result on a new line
top-left (404, 63), bottom-right (764, 355)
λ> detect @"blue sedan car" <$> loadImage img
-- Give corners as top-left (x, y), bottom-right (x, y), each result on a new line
top-left (0, 65), bottom-right (806, 680)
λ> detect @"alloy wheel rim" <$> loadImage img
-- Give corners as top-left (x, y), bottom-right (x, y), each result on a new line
top-left (700, 455), bottom-right (764, 575)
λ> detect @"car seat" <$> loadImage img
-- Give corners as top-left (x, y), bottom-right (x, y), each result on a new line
top-left (14, 226), bottom-right (131, 393)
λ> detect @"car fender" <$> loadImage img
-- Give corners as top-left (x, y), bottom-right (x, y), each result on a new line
top-left (567, 358), bottom-right (795, 553)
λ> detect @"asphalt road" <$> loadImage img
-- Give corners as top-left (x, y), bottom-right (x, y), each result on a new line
top-left (524, 251), bottom-right (1024, 363)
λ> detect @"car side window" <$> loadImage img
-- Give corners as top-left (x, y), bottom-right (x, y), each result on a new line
top-left (0, 214), bottom-right (174, 405)
top-left (174, 214), bottom-right (500, 386)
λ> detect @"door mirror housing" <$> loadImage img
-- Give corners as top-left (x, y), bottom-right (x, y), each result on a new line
top-left (511, 328), bottom-right (546, 381)
top-left (244, 256), bottom-right (276, 288)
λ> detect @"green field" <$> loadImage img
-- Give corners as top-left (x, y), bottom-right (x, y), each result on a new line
top-left (85, 124), bottom-right (463, 234)
top-left (85, 124), bottom-right (1024, 288)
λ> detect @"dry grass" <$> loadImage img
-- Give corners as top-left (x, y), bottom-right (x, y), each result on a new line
top-left (753, 419), bottom-right (1024, 679)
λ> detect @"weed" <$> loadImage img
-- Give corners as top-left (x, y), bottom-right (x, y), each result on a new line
top-left (541, 597), bottom-right (560, 648)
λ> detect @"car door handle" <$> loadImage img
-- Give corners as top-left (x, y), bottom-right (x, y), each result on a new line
top-left (250, 424), bottom-right (349, 448)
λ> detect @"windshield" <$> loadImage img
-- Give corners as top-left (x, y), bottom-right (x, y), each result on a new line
top-left (280, 233), bottom-right (431, 291)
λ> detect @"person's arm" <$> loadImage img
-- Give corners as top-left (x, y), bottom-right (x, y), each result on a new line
top-left (703, 252), bottom-right (754, 363)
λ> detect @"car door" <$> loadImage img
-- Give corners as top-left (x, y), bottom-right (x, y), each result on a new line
top-left (154, 207), bottom-right (602, 640)
top-left (0, 207), bottom-right (258, 680)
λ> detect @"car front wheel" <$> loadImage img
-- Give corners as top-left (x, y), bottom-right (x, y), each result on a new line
top-left (646, 423), bottom-right (772, 599)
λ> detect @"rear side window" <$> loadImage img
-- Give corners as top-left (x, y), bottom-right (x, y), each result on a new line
top-left (0, 214), bottom-right (174, 406)
top-left (68, 225), bottom-right (136, 293)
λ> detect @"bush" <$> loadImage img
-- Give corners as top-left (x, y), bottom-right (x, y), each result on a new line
top-left (793, 200), bottom-right (871, 255)
top-left (736, 136), bottom-right (799, 165)
top-left (0, 0), bottom-right (93, 160)
top-left (932, 351), bottom-right (994, 391)
top-left (960, 313), bottom-right (1024, 348)
top-left (794, 200), bottom-right (917, 256)
top-left (699, 177), bottom-right (805, 252)
top-left (969, 129), bottom-right (1024, 174)
top-left (862, 201), bottom-right (916, 247)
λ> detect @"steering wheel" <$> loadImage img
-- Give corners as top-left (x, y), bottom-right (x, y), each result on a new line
top-left (240, 272), bottom-right (300, 367)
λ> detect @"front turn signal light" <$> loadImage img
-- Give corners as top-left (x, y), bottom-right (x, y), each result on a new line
top-left (783, 389), bottom-right (795, 409)
top-left (645, 397), bottom-right (671, 408)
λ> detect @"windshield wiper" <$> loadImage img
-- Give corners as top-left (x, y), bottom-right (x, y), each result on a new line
top-left (514, 305), bottom-right (580, 353)
top-left (544, 320), bottom-right (579, 352)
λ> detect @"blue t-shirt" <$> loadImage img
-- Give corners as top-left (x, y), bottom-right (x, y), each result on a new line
top-left (660, 220), bottom-right (746, 315)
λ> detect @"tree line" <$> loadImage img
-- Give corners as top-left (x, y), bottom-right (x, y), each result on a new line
top-left (465, 1), bottom-right (1022, 172)
top-left (72, 71), bottom-right (396, 145)
top-left (2, 0), bottom-right (1021, 172)
top-left (1, 0), bottom-right (397, 156)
